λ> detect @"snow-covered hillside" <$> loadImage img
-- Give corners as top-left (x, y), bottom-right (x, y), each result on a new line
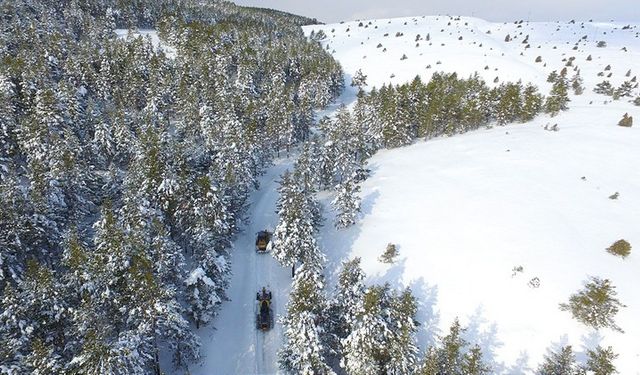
top-left (304, 17), bottom-right (640, 374)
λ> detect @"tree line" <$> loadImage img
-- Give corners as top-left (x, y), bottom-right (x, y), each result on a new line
top-left (0, 0), bottom-right (342, 373)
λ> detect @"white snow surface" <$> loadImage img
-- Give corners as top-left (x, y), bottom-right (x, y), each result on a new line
top-left (114, 29), bottom-right (176, 58)
top-left (192, 158), bottom-right (293, 375)
top-left (305, 16), bottom-right (640, 374)
top-left (186, 16), bottom-right (640, 375)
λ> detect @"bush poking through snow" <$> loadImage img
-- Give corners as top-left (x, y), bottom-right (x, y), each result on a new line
top-left (594, 80), bottom-right (614, 96)
top-left (608, 192), bottom-right (619, 200)
top-left (606, 239), bottom-right (631, 258)
top-left (559, 277), bottom-right (626, 332)
top-left (379, 243), bottom-right (399, 263)
top-left (511, 265), bottom-right (524, 277)
top-left (618, 113), bottom-right (633, 127)
top-left (571, 73), bottom-right (584, 95)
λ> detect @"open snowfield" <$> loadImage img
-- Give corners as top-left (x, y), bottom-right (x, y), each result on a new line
top-left (115, 28), bottom-right (177, 57)
top-left (305, 16), bottom-right (640, 373)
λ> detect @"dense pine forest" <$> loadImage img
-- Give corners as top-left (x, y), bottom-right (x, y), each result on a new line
top-left (1, 0), bottom-right (630, 374)
top-left (0, 0), bottom-right (341, 372)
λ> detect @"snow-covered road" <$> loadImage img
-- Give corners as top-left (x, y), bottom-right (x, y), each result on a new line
top-left (193, 158), bottom-right (293, 375)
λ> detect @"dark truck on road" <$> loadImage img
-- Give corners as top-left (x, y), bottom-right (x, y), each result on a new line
top-left (256, 287), bottom-right (274, 331)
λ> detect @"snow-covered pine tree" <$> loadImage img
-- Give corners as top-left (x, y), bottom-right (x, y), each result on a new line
top-left (351, 69), bottom-right (368, 88)
top-left (462, 345), bottom-right (491, 375)
top-left (293, 137), bottom-right (323, 193)
top-left (332, 176), bottom-right (361, 229)
top-left (418, 347), bottom-right (440, 375)
top-left (323, 257), bottom-right (367, 367)
top-left (559, 277), bottom-right (625, 332)
top-left (571, 72), bottom-right (584, 95)
top-left (614, 80), bottom-right (638, 99)
top-left (593, 80), bottom-right (614, 96)
top-left (436, 318), bottom-right (468, 374)
top-left (341, 285), bottom-right (395, 375)
top-left (537, 345), bottom-right (579, 375)
top-left (272, 171), bottom-right (324, 270)
top-left (279, 265), bottom-right (334, 374)
top-left (545, 73), bottom-right (570, 116)
top-left (520, 84), bottom-right (544, 122)
top-left (584, 346), bottom-right (618, 375)
top-left (494, 82), bottom-right (523, 125)
top-left (379, 85), bottom-right (413, 148)
top-left (0, 75), bottom-right (17, 166)
top-left (385, 288), bottom-right (420, 374)
top-left (352, 93), bottom-right (382, 157)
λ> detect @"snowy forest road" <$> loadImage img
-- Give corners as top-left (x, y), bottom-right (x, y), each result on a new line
top-left (192, 158), bottom-right (293, 375)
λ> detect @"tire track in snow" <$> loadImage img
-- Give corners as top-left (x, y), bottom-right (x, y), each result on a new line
top-left (193, 158), bottom-right (293, 375)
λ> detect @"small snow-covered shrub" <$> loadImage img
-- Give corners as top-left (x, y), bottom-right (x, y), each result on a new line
top-left (535, 56), bottom-right (542, 63)
top-left (597, 40), bottom-right (607, 47)
top-left (594, 80), bottom-right (614, 95)
top-left (606, 239), bottom-right (631, 258)
top-left (379, 243), bottom-right (398, 263)
top-left (400, 54), bottom-right (408, 60)
top-left (511, 265), bottom-right (524, 277)
top-left (608, 192), bottom-right (619, 200)
top-left (559, 276), bottom-right (626, 332)
top-left (618, 113), bottom-right (633, 127)
top-left (528, 277), bottom-right (540, 288)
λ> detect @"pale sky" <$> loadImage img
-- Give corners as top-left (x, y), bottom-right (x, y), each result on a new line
top-left (233, 0), bottom-right (640, 24)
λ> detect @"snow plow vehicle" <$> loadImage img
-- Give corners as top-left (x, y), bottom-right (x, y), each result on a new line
top-left (255, 230), bottom-right (272, 253)
top-left (256, 287), bottom-right (274, 331)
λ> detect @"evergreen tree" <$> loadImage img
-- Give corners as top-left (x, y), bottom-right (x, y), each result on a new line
top-left (545, 74), bottom-right (570, 116)
top-left (594, 81), bottom-right (614, 96)
top-left (341, 286), bottom-right (395, 375)
top-left (385, 288), bottom-right (420, 374)
top-left (351, 69), bottom-right (368, 87)
top-left (583, 346), bottom-right (618, 375)
top-left (272, 171), bottom-right (324, 271)
top-left (279, 265), bottom-right (334, 375)
top-left (322, 258), bottom-right (367, 369)
top-left (332, 177), bottom-right (362, 229)
top-left (559, 277), bottom-right (625, 332)
top-left (571, 73), bottom-right (584, 95)
top-left (521, 84), bottom-right (544, 122)
top-left (495, 82), bottom-right (523, 124)
top-left (537, 345), bottom-right (579, 375)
